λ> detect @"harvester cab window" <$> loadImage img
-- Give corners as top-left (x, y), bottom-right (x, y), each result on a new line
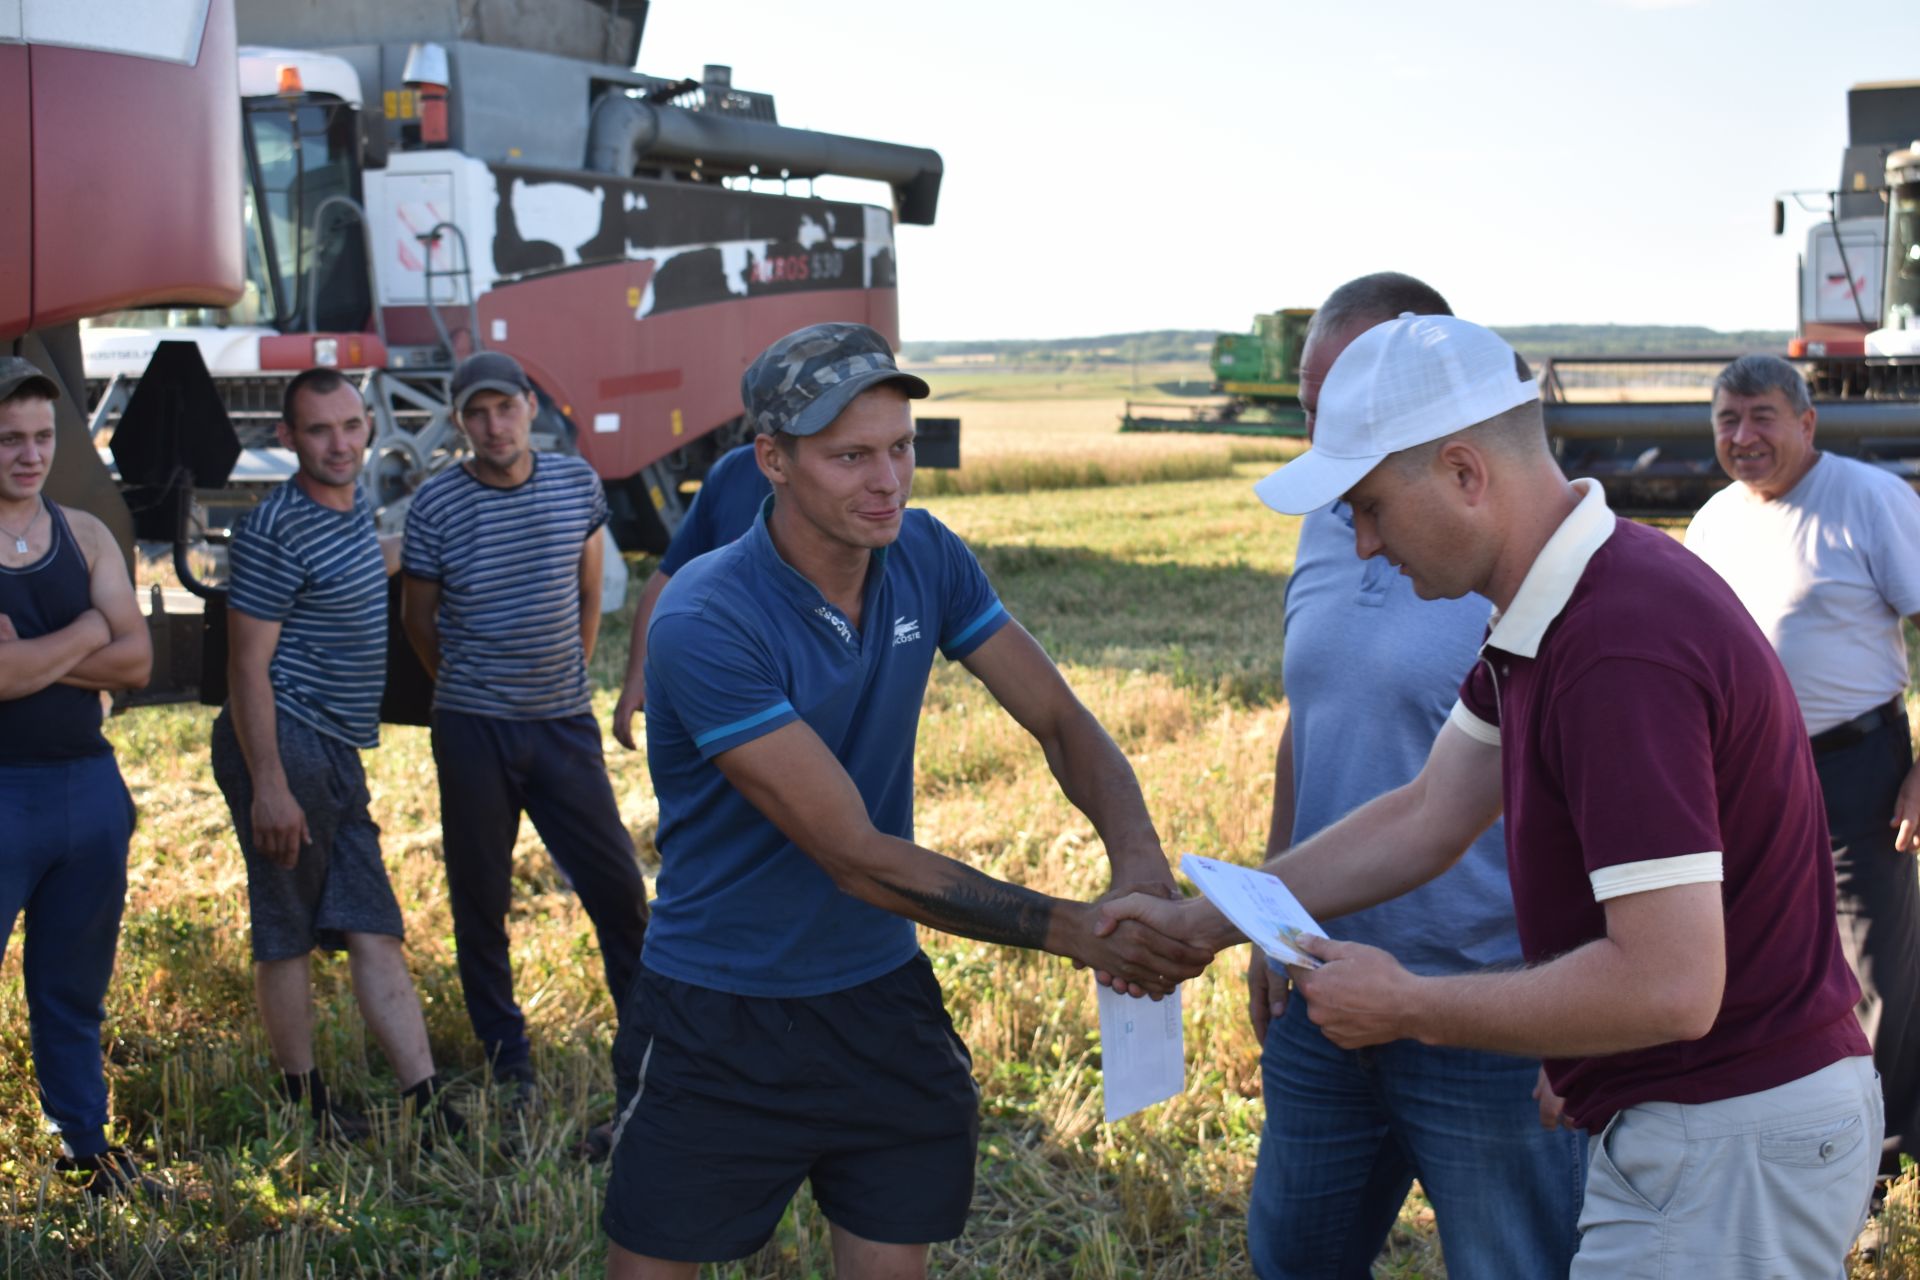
top-left (242, 95), bottom-right (367, 334)
top-left (1888, 191), bottom-right (1920, 332)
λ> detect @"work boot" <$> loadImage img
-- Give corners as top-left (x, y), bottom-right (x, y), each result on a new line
top-left (400, 1074), bottom-right (469, 1151)
top-left (54, 1146), bottom-right (172, 1202)
top-left (283, 1067), bottom-right (370, 1144)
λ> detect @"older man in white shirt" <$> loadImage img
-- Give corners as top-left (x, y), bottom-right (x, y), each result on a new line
top-left (1687, 352), bottom-right (1920, 1185)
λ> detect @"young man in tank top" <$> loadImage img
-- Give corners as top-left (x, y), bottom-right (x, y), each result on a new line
top-left (0, 356), bottom-right (154, 1194)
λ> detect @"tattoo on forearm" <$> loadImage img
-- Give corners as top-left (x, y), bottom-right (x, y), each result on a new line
top-left (877, 863), bottom-right (1054, 949)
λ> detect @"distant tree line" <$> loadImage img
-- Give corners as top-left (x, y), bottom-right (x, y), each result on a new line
top-left (901, 324), bottom-right (1793, 366)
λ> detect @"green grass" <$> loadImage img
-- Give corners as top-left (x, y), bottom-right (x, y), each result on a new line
top-left (3, 408), bottom-right (1912, 1278)
top-left (913, 360), bottom-right (1213, 403)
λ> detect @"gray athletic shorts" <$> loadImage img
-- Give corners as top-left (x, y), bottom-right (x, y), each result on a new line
top-left (211, 708), bottom-right (405, 962)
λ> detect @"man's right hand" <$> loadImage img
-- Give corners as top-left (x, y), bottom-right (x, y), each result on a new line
top-left (1067, 898), bottom-right (1213, 997)
top-left (1063, 901), bottom-right (1211, 999)
top-left (611, 683), bottom-right (644, 751)
top-left (1248, 953), bottom-right (1289, 1040)
top-left (0, 612), bottom-right (15, 641)
top-left (251, 781), bottom-right (310, 869)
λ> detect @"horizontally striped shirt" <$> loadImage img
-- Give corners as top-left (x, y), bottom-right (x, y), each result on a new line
top-left (228, 480), bottom-right (387, 749)
top-left (402, 453), bottom-right (608, 720)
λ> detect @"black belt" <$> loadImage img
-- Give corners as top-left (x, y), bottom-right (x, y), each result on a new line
top-left (1809, 697), bottom-right (1907, 755)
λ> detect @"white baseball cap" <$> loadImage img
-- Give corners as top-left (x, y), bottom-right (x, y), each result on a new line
top-left (1253, 313), bottom-right (1539, 515)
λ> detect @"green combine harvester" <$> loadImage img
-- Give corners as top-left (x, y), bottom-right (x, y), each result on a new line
top-left (1121, 308), bottom-right (1314, 436)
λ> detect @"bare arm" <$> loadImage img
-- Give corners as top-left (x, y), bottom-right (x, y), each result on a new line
top-left (1291, 881), bottom-right (1726, 1058)
top-left (611, 567), bottom-right (671, 750)
top-left (400, 575), bottom-right (442, 677)
top-left (1103, 721), bottom-right (1504, 953)
top-left (1249, 712), bottom-right (1296, 1038)
top-left (959, 621), bottom-right (1175, 893)
top-left (57, 509), bottom-right (152, 692)
top-left (378, 533), bottom-right (402, 577)
top-left (226, 610), bottom-right (308, 867)
top-left (579, 530), bottom-right (605, 666)
top-left (0, 608), bottom-right (109, 699)
top-left (1893, 615), bottom-right (1920, 853)
top-left (712, 720), bottom-right (1212, 996)
top-left (1265, 712), bottom-right (1296, 858)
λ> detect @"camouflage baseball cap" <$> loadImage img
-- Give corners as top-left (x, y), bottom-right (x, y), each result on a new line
top-left (742, 323), bottom-right (929, 438)
top-left (0, 356), bottom-right (60, 403)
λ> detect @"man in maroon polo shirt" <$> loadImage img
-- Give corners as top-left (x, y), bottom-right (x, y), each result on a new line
top-left (1101, 314), bottom-right (1880, 1274)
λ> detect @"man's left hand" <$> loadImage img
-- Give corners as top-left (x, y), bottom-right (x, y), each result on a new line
top-left (0, 613), bottom-right (15, 642)
top-left (1893, 754), bottom-right (1920, 853)
top-left (1288, 934), bottom-right (1422, 1049)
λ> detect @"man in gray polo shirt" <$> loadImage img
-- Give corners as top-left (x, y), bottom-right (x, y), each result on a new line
top-left (402, 351), bottom-right (647, 1102)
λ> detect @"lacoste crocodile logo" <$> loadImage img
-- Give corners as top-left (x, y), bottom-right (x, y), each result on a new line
top-left (893, 616), bottom-right (922, 646)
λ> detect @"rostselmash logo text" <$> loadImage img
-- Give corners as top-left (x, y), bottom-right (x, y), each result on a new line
top-left (893, 616), bottom-right (922, 646)
top-left (815, 606), bottom-right (854, 644)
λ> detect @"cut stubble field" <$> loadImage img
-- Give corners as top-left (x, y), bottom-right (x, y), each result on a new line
top-left (1, 396), bottom-right (1913, 1278)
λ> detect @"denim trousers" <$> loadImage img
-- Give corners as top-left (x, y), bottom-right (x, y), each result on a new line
top-left (0, 753), bottom-right (134, 1158)
top-left (1250, 993), bottom-right (1587, 1279)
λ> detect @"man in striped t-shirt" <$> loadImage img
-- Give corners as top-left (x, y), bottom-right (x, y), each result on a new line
top-left (212, 368), bottom-right (456, 1140)
top-left (402, 352), bottom-right (647, 1104)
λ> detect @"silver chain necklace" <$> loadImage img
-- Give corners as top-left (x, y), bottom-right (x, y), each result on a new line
top-left (0, 498), bottom-right (43, 554)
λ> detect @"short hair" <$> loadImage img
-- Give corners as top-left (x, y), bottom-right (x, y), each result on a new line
top-left (281, 367), bottom-right (356, 428)
top-left (1713, 354), bottom-right (1811, 415)
top-left (1311, 272), bottom-right (1453, 342)
top-left (1, 383), bottom-right (55, 408)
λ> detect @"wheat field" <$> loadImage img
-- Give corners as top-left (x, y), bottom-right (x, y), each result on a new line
top-left (0, 397), bottom-right (1911, 1278)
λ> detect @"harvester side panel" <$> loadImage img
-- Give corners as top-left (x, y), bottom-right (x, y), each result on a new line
top-left (0, 46), bottom-right (27, 336)
top-left (19, 0), bottom-right (244, 338)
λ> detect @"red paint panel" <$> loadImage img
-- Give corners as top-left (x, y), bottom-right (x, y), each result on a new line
top-left (598, 369), bottom-right (684, 398)
top-left (0, 47), bottom-right (30, 339)
top-left (29, 0), bottom-right (243, 332)
top-left (480, 257), bottom-right (903, 479)
top-left (259, 332), bottom-right (391, 371)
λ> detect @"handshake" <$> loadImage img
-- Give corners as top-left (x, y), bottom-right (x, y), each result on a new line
top-left (1067, 887), bottom-right (1229, 1000)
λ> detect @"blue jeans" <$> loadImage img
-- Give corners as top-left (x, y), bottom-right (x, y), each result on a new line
top-left (0, 753), bottom-right (134, 1158)
top-left (1251, 994), bottom-right (1586, 1279)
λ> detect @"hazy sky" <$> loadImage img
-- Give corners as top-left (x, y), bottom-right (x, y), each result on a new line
top-left (639, 0), bottom-right (1912, 341)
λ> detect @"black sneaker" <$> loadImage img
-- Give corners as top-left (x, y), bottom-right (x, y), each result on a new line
top-left (54, 1147), bottom-right (171, 1202)
top-left (492, 1068), bottom-right (542, 1118)
top-left (575, 1119), bottom-right (616, 1163)
top-left (313, 1099), bottom-right (373, 1144)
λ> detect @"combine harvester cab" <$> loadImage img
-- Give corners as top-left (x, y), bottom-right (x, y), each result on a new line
top-left (1542, 80), bottom-right (1920, 513)
top-left (84, 0), bottom-right (951, 556)
top-left (69, 0), bottom-right (952, 715)
top-left (1123, 308), bottom-right (1312, 437)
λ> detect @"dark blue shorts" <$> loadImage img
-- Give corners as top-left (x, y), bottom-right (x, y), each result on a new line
top-left (601, 952), bottom-right (980, 1262)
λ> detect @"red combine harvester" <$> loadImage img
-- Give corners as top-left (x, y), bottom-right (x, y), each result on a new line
top-left (18, 0), bottom-right (953, 713)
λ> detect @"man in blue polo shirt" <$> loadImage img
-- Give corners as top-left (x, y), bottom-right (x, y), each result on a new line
top-left (602, 323), bottom-right (1207, 1277)
top-left (213, 367), bottom-right (456, 1141)
top-left (609, 441), bottom-right (767, 748)
top-left (1103, 315), bottom-right (1879, 1275)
